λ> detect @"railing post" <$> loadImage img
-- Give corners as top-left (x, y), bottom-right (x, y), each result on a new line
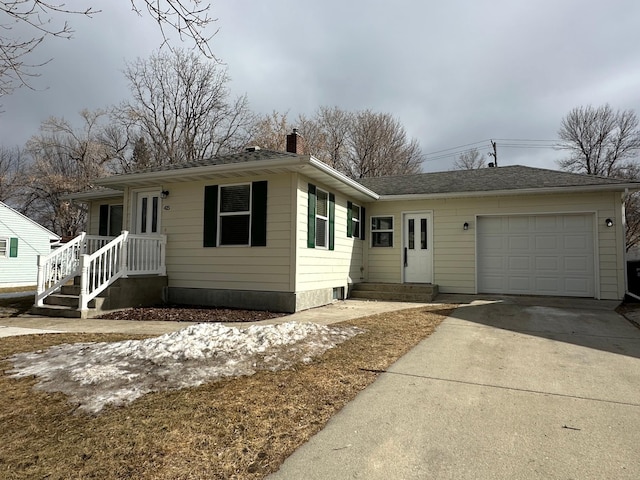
top-left (78, 254), bottom-right (90, 311)
top-left (120, 230), bottom-right (129, 278)
top-left (36, 255), bottom-right (45, 307)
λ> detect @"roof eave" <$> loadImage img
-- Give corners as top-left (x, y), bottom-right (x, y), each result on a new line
top-left (376, 183), bottom-right (640, 201)
top-left (94, 155), bottom-right (314, 189)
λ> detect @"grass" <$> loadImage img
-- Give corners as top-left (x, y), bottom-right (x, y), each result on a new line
top-left (0, 293), bottom-right (34, 317)
top-left (0, 304), bottom-right (454, 479)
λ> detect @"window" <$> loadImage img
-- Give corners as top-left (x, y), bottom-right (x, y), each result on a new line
top-left (347, 201), bottom-right (366, 240)
top-left (219, 184), bottom-right (251, 245)
top-left (315, 188), bottom-right (329, 248)
top-left (371, 216), bottom-right (394, 247)
top-left (99, 204), bottom-right (123, 236)
top-left (352, 205), bottom-right (360, 238)
top-left (307, 183), bottom-right (335, 250)
top-left (203, 181), bottom-right (268, 247)
top-left (0, 238), bottom-right (18, 258)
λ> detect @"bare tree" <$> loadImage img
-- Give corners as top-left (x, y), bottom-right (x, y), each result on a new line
top-left (113, 49), bottom-right (255, 166)
top-left (249, 111), bottom-right (291, 151)
top-left (0, 1), bottom-right (217, 96)
top-left (557, 104), bottom-right (640, 177)
top-left (0, 145), bottom-right (26, 204)
top-left (22, 110), bottom-right (116, 235)
top-left (557, 104), bottom-right (640, 250)
top-left (344, 110), bottom-right (422, 178)
top-left (453, 147), bottom-right (485, 170)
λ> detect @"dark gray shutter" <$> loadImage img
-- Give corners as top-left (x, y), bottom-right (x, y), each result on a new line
top-left (307, 184), bottom-right (316, 248)
top-left (203, 185), bottom-right (218, 247)
top-left (99, 204), bottom-right (109, 236)
top-left (347, 201), bottom-right (353, 238)
top-left (329, 193), bottom-right (335, 250)
top-left (360, 206), bottom-right (366, 240)
top-left (251, 181), bottom-right (268, 247)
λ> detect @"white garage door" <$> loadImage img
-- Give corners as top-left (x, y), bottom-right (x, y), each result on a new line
top-left (477, 214), bottom-right (595, 297)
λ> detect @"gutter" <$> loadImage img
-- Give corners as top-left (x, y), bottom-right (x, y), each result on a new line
top-left (308, 157), bottom-right (379, 200)
top-left (375, 183), bottom-right (640, 201)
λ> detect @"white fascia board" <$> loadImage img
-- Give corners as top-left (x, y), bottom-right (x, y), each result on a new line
top-left (95, 156), bottom-right (310, 188)
top-left (64, 189), bottom-right (125, 202)
top-left (375, 183), bottom-right (640, 201)
top-left (308, 157), bottom-right (379, 200)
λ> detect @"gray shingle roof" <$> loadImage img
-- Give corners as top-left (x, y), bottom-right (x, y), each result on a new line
top-left (133, 149), bottom-right (298, 174)
top-left (356, 165), bottom-right (636, 195)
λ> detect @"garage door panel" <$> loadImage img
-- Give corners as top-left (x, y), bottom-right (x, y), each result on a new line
top-left (535, 235), bottom-right (558, 250)
top-left (509, 236), bottom-right (531, 250)
top-left (564, 256), bottom-right (592, 273)
top-left (535, 277), bottom-right (560, 294)
top-left (508, 217), bottom-right (530, 231)
top-left (535, 256), bottom-right (559, 271)
top-left (565, 235), bottom-right (589, 250)
top-left (508, 276), bottom-right (533, 291)
top-left (477, 214), bottom-right (595, 297)
top-left (508, 256), bottom-right (531, 270)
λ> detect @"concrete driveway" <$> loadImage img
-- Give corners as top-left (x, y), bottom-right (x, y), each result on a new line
top-left (269, 296), bottom-right (640, 479)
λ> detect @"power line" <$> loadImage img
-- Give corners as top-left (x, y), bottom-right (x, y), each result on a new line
top-left (423, 138), bottom-right (558, 163)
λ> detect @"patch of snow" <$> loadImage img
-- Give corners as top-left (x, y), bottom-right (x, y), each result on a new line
top-left (8, 322), bottom-right (362, 414)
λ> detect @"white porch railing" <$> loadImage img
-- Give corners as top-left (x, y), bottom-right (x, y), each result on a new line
top-left (36, 231), bottom-right (166, 311)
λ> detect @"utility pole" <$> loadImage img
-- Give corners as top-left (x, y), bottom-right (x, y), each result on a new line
top-left (488, 140), bottom-right (497, 167)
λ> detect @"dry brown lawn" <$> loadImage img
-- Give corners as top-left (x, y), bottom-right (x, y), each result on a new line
top-left (0, 304), bottom-right (454, 479)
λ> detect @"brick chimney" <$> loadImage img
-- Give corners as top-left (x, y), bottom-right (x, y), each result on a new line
top-left (286, 128), bottom-right (304, 154)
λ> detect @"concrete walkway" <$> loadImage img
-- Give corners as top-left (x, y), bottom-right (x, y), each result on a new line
top-left (0, 298), bottom-right (430, 337)
top-left (268, 296), bottom-right (640, 479)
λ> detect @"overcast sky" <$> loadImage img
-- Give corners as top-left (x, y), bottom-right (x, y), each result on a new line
top-left (2, 0), bottom-right (639, 172)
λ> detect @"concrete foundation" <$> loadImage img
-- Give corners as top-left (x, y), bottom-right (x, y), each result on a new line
top-left (167, 286), bottom-right (343, 313)
top-left (101, 275), bottom-right (168, 311)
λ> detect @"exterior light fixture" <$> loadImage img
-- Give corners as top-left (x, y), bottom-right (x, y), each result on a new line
top-left (161, 190), bottom-right (170, 199)
top-left (605, 218), bottom-right (613, 227)
top-left (463, 222), bottom-right (469, 231)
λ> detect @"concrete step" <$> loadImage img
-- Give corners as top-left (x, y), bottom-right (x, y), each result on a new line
top-left (42, 293), bottom-right (105, 310)
top-left (350, 283), bottom-right (438, 302)
top-left (30, 304), bottom-right (83, 318)
top-left (61, 284), bottom-right (81, 295)
top-left (44, 293), bottom-right (79, 308)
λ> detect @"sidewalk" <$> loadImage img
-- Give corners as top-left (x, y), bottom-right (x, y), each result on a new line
top-left (0, 299), bottom-right (431, 337)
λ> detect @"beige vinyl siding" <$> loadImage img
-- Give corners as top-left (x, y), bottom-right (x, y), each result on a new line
top-left (159, 174), bottom-right (293, 292)
top-left (295, 175), bottom-right (364, 293)
top-left (364, 191), bottom-right (625, 300)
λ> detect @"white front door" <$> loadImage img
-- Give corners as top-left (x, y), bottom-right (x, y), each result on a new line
top-left (135, 192), bottom-right (161, 234)
top-left (403, 212), bottom-right (433, 283)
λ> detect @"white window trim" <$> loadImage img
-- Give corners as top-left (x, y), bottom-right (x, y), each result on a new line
top-left (315, 187), bottom-right (329, 249)
top-left (351, 203), bottom-right (361, 239)
top-left (218, 182), bottom-right (252, 247)
top-left (371, 215), bottom-right (394, 248)
top-left (0, 237), bottom-right (7, 258)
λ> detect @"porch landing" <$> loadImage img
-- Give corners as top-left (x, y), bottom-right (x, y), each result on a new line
top-left (349, 283), bottom-right (438, 303)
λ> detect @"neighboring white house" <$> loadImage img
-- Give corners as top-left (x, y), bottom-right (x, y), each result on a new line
top-left (0, 202), bottom-right (60, 288)
top-left (46, 130), bottom-right (639, 316)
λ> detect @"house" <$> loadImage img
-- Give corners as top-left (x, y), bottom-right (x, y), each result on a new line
top-left (0, 202), bottom-right (60, 288)
top-left (34, 131), bottom-right (640, 317)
